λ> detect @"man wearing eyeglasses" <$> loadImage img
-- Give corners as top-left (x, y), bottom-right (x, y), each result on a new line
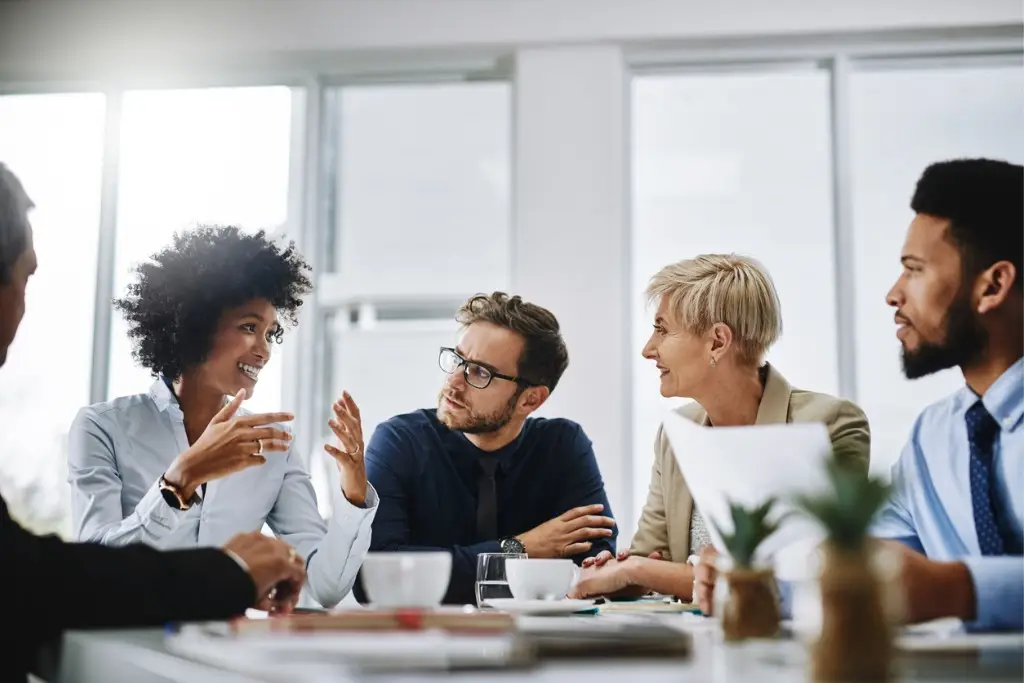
top-left (354, 292), bottom-right (616, 605)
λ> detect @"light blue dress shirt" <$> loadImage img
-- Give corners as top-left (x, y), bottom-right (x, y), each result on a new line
top-left (872, 358), bottom-right (1023, 631)
top-left (67, 379), bottom-right (378, 609)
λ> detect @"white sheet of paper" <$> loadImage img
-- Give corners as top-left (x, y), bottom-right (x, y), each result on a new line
top-left (662, 412), bottom-right (834, 580)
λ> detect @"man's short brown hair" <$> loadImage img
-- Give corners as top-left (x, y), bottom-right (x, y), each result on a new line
top-left (456, 292), bottom-right (569, 391)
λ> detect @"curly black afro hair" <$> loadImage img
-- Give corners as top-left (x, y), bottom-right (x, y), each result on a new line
top-left (911, 158), bottom-right (1023, 291)
top-left (114, 225), bottom-right (313, 380)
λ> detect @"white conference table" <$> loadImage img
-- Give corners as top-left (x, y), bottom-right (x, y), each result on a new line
top-left (48, 615), bottom-right (1024, 683)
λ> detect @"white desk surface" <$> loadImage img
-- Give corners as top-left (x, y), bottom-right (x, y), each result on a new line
top-left (52, 615), bottom-right (1024, 683)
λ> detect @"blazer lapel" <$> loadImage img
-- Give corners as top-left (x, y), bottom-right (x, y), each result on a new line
top-left (754, 363), bottom-right (792, 425)
top-left (671, 367), bottom-right (792, 560)
top-left (674, 403), bottom-right (707, 560)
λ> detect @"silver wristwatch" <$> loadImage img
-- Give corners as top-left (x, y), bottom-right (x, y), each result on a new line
top-left (499, 536), bottom-right (526, 555)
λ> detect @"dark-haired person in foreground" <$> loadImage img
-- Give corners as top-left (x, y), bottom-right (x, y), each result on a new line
top-left (355, 293), bottom-right (617, 605)
top-left (691, 159), bottom-right (1023, 631)
top-left (0, 163), bottom-right (305, 683)
top-left (68, 226), bottom-right (377, 609)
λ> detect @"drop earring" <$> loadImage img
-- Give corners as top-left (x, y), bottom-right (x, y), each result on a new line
top-left (710, 357), bottom-right (717, 368)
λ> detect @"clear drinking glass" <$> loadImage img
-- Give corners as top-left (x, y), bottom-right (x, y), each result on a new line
top-left (476, 552), bottom-right (526, 608)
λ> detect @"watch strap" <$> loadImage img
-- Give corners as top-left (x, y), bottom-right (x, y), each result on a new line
top-left (159, 475), bottom-right (201, 510)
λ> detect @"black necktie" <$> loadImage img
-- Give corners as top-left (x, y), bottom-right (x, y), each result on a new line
top-left (476, 455), bottom-right (499, 541)
top-left (966, 400), bottom-right (1007, 555)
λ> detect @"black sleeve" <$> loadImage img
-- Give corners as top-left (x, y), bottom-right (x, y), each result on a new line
top-left (554, 423), bottom-right (618, 562)
top-left (356, 424), bottom-right (501, 604)
top-left (4, 496), bottom-right (254, 665)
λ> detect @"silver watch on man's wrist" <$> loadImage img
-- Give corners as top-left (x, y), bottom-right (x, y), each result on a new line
top-left (499, 536), bottom-right (526, 555)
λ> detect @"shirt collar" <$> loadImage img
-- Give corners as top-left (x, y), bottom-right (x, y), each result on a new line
top-left (148, 376), bottom-right (182, 415)
top-left (149, 377), bottom-right (235, 419)
top-left (491, 427), bottom-right (528, 471)
top-left (981, 357), bottom-right (1024, 432)
top-left (447, 416), bottom-right (528, 472)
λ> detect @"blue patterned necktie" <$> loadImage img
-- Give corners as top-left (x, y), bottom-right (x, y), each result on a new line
top-left (965, 400), bottom-right (1005, 556)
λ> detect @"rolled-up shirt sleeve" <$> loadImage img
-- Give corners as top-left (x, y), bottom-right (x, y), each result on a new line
top-left (961, 556), bottom-right (1024, 631)
top-left (266, 445), bottom-right (378, 609)
top-left (68, 406), bottom-right (190, 546)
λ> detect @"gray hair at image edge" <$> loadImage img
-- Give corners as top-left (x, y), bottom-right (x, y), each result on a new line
top-left (0, 163), bottom-right (33, 284)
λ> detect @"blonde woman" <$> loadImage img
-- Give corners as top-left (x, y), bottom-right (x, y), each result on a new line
top-left (571, 254), bottom-right (869, 602)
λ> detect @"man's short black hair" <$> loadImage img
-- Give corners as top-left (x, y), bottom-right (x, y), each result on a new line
top-left (911, 158), bottom-right (1023, 291)
top-left (113, 225), bottom-right (312, 380)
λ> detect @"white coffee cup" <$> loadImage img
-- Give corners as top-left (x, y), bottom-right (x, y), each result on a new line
top-left (360, 552), bottom-right (452, 607)
top-left (505, 558), bottom-right (579, 601)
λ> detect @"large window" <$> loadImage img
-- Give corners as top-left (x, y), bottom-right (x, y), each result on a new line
top-left (849, 60), bottom-right (1024, 474)
top-left (631, 69), bottom-right (837, 522)
top-left (630, 56), bottom-right (1024, 522)
top-left (0, 93), bottom-right (106, 534)
top-left (314, 81), bottom-right (511, 497)
top-left (108, 86), bottom-right (295, 414)
top-left (330, 82), bottom-right (511, 296)
top-left (0, 40), bottom-right (1017, 542)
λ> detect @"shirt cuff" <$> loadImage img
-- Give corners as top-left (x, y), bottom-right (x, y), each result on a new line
top-left (778, 579), bottom-right (794, 620)
top-left (334, 483), bottom-right (380, 519)
top-left (961, 556), bottom-right (1024, 631)
top-left (136, 480), bottom-right (191, 532)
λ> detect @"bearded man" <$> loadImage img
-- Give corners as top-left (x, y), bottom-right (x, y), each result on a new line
top-left (354, 292), bottom-right (616, 605)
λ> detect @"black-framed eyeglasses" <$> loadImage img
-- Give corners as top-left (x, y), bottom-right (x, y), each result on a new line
top-left (438, 347), bottom-right (533, 390)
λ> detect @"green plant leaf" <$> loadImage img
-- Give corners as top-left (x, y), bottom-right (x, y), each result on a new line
top-left (710, 497), bottom-right (783, 568)
top-left (794, 449), bottom-right (891, 551)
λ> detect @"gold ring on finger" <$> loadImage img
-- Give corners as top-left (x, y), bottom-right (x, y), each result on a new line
top-left (257, 439), bottom-right (264, 455)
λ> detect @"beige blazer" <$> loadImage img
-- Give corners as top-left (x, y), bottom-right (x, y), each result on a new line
top-left (629, 364), bottom-right (870, 562)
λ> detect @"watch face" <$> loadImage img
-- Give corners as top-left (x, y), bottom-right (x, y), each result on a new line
top-left (160, 485), bottom-right (184, 510)
top-left (159, 478), bottom-right (189, 510)
top-left (501, 538), bottom-right (525, 555)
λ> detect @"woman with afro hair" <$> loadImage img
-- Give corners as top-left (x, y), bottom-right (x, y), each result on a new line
top-left (67, 226), bottom-right (378, 609)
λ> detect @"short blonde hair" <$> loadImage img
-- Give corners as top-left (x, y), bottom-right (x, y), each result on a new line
top-left (645, 254), bottom-right (782, 366)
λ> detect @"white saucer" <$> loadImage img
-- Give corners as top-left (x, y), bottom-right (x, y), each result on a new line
top-left (484, 598), bottom-right (596, 616)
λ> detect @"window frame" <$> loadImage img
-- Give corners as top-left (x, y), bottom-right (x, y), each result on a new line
top-left (0, 27), bottom-right (1017, 535)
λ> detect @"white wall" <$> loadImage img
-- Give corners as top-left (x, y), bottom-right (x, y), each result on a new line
top-left (0, 0), bottom-right (1020, 79)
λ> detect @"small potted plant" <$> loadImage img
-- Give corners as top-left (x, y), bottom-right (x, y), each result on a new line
top-left (711, 498), bottom-right (784, 641)
top-left (795, 453), bottom-right (893, 682)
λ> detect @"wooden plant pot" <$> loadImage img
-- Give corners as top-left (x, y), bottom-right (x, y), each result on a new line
top-left (812, 543), bottom-right (893, 682)
top-left (721, 567), bottom-right (781, 641)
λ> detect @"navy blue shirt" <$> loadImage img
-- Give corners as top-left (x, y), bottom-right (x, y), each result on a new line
top-left (356, 409), bottom-right (616, 604)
